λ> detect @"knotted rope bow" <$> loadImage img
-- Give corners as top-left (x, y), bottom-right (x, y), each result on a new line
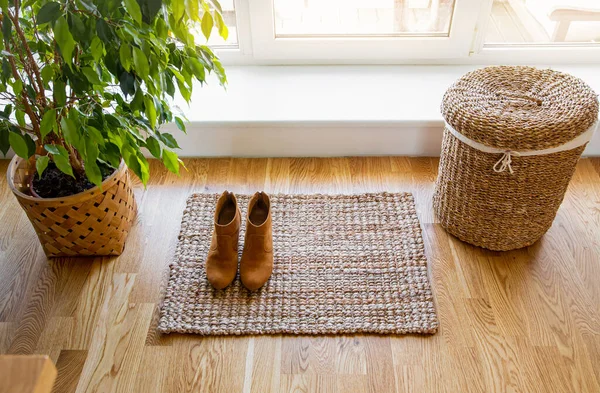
top-left (493, 151), bottom-right (520, 174)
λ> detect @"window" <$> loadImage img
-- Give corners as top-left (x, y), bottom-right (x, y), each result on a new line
top-left (212, 0), bottom-right (600, 64)
top-left (201, 0), bottom-right (239, 47)
top-left (484, 0), bottom-right (600, 45)
top-left (272, 0), bottom-right (455, 37)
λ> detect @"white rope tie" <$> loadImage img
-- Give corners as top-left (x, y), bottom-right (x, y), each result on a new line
top-left (444, 121), bottom-right (598, 174)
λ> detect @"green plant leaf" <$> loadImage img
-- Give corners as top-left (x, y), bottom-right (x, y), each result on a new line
top-left (132, 46), bottom-right (149, 79)
top-left (40, 109), bottom-right (56, 142)
top-left (0, 127), bottom-right (8, 156)
top-left (208, 0), bottom-right (223, 13)
top-left (12, 80), bottom-right (23, 96)
top-left (0, 104), bottom-right (11, 119)
top-left (60, 117), bottom-right (82, 151)
top-left (44, 144), bottom-right (61, 155)
top-left (174, 116), bottom-right (186, 133)
top-left (24, 133), bottom-right (36, 157)
top-left (213, 58), bottom-right (227, 85)
top-left (78, 0), bottom-right (97, 13)
top-left (85, 137), bottom-right (99, 161)
top-left (53, 154), bottom-right (74, 178)
top-left (176, 78), bottom-right (191, 102)
top-left (90, 37), bottom-right (104, 62)
top-left (214, 11), bottom-right (228, 40)
top-left (68, 14), bottom-right (86, 40)
top-left (87, 126), bottom-right (105, 146)
top-left (156, 16), bottom-right (168, 38)
top-left (15, 109), bottom-right (25, 127)
top-left (36, 2), bottom-right (62, 25)
top-left (169, 67), bottom-right (184, 83)
top-left (96, 19), bottom-right (112, 43)
top-left (50, 145), bottom-right (74, 177)
top-left (1, 59), bottom-right (10, 81)
top-left (129, 88), bottom-right (143, 111)
top-left (144, 95), bottom-right (156, 129)
top-left (26, 85), bottom-right (37, 101)
top-left (164, 74), bottom-right (175, 98)
top-left (84, 139), bottom-right (102, 186)
top-left (188, 58), bottom-right (205, 81)
top-left (106, 114), bottom-right (123, 129)
top-left (8, 132), bottom-right (30, 158)
top-left (54, 16), bottom-right (75, 66)
top-left (82, 67), bottom-right (101, 85)
top-left (124, 0), bottom-right (143, 25)
top-left (122, 144), bottom-right (142, 179)
top-left (53, 79), bottom-right (66, 106)
top-left (36, 155), bottom-right (49, 179)
top-left (137, 152), bottom-right (150, 185)
top-left (119, 45), bottom-right (132, 71)
top-left (162, 149), bottom-right (179, 175)
top-left (201, 11), bottom-right (214, 40)
top-left (41, 65), bottom-right (55, 85)
top-left (84, 158), bottom-right (102, 187)
top-left (1, 11), bottom-right (11, 39)
top-left (103, 142), bottom-right (121, 168)
top-left (145, 135), bottom-right (161, 158)
top-left (158, 132), bottom-right (180, 149)
top-left (119, 71), bottom-right (135, 97)
top-left (186, 0), bottom-right (199, 22)
top-left (138, 0), bottom-right (162, 24)
top-left (172, 0), bottom-right (185, 21)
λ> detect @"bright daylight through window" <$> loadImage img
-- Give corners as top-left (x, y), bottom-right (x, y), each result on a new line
top-left (484, 0), bottom-right (600, 45)
top-left (272, 0), bottom-right (456, 37)
top-left (205, 0), bottom-right (238, 47)
top-left (215, 0), bottom-right (600, 63)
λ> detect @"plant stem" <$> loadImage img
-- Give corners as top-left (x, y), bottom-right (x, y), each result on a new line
top-left (8, 10), bottom-right (46, 105)
top-left (10, 36), bottom-right (41, 98)
top-left (2, 32), bottom-right (41, 137)
top-left (66, 144), bottom-right (85, 175)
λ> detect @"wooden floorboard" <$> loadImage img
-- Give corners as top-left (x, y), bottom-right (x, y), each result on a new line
top-left (1, 157), bottom-right (599, 393)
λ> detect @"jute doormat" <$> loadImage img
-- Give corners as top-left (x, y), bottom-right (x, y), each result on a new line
top-left (158, 192), bottom-right (438, 335)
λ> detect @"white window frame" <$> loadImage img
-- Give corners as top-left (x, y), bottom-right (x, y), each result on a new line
top-left (247, 0), bottom-right (482, 60)
top-left (213, 0), bottom-right (600, 65)
top-left (213, 0), bottom-right (253, 63)
top-left (468, 0), bottom-right (600, 64)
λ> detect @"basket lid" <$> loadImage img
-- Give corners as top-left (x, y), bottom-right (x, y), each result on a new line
top-left (441, 66), bottom-right (599, 151)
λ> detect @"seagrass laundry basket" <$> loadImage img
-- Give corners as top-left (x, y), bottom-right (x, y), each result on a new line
top-left (7, 156), bottom-right (137, 257)
top-left (433, 66), bottom-right (598, 251)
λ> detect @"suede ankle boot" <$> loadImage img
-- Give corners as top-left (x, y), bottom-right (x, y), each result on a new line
top-left (206, 191), bottom-right (241, 289)
top-left (240, 192), bottom-right (273, 290)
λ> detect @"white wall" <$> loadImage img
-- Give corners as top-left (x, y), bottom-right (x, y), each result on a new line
top-left (170, 65), bottom-right (600, 157)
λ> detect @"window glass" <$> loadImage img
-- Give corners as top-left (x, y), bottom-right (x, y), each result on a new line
top-left (272, 0), bottom-right (457, 37)
top-left (196, 0), bottom-right (239, 47)
top-left (484, 0), bottom-right (600, 44)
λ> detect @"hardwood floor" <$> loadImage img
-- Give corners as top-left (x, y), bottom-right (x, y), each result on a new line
top-left (1, 157), bottom-right (599, 393)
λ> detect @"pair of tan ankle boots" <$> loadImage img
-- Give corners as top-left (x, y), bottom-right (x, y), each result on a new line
top-left (206, 191), bottom-right (273, 290)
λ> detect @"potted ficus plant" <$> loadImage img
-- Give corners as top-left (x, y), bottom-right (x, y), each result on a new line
top-left (0, 0), bottom-right (227, 257)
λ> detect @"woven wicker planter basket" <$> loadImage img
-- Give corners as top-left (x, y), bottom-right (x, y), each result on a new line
top-left (433, 66), bottom-right (598, 251)
top-left (7, 156), bottom-right (137, 257)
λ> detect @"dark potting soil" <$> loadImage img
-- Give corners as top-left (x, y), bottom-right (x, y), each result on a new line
top-left (31, 161), bottom-right (115, 198)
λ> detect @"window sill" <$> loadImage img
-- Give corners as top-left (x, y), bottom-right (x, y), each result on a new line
top-left (172, 65), bottom-right (600, 157)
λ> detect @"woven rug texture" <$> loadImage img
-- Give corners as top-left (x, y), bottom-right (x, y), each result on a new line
top-left (158, 192), bottom-right (438, 335)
